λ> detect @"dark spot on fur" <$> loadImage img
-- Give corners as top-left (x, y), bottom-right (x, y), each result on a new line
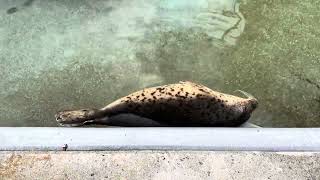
top-left (141, 97), bottom-right (147, 102)
top-left (152, 96), bottom-right (157, 99)
top-left (7, 7), bottom-right (18, 14)
top-left (136, 95), bottom-right (140, 98)
top-left (141, 93), bottom-right (145, 96)
top-left (167, 92), bottom-right (173, 96)
top-left (157, 87), bottom-right (165, 92)
top-left (180, 88), bottom-right (184, 91)
top-left (196, 94), bottom-right (204, 98)
top-left (176, 93), bottom-right (187, 99)
top-left (151, 91), bottom-right (156, 95)
top-left (192, 92), bottom-right (196, 95)
top-left (198, 88), bottom-right (208, 93)
top-left (210, 97), bottom-right (216, 101)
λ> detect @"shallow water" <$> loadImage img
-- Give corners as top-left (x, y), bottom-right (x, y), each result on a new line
top-left (0, 0), bottom-right (319, 127)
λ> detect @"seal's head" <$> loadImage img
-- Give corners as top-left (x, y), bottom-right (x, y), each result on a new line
top-left (228, 90), bottom-right (259, 126)
top-left (55, 109), bottom-right (98, 126)
top-left (236, 97), bottom-right (258, 125)
top-left (234, 90), bottom-right (258, 113)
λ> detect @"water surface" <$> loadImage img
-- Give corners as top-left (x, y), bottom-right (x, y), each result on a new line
top-left (0, 0), bottom-right (319, 127)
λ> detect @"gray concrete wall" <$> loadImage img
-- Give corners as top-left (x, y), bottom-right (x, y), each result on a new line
top-left (0, 151), bottom-right (319, 180)
top-left (1, 128), bottom-right (320, 151)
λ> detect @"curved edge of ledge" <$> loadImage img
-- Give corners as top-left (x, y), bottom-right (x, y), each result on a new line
top-left (0, 127), bottom-right (319, 151)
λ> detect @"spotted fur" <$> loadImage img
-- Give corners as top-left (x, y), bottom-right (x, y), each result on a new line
top-left (55, 81), bottom-right (258, 127)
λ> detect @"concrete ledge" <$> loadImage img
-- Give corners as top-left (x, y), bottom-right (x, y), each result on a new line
top-left (0, 151), bottom-right (319, 179)
top-left (1, 128), bottom-right (320, 151)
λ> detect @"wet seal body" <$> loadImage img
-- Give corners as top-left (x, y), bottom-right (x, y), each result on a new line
top-left (55, 81), bottom-right (258, 127)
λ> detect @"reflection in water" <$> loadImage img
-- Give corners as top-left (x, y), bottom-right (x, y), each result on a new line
top-left (156, 0), bottom-right (245, 46)
top-left (0, 0), bottom-right (319, 127)
top-left (6, 0), bottom-right (35, 14)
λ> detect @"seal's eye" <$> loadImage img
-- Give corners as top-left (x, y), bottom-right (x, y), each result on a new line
top-left (81, 109), bottom-right (88, 112)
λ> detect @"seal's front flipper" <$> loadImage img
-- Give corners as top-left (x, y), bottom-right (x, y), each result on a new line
top-left (107, 113), bottom-right (168, 127)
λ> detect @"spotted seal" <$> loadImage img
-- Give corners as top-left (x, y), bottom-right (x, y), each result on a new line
top-left (55, 81), bottom-right (258, 127)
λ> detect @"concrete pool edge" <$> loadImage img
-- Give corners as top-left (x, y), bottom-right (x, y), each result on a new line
top-left (1, 151), bottom-right (319, 179)
top-left (0, 128), bottom-right (319, 151)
